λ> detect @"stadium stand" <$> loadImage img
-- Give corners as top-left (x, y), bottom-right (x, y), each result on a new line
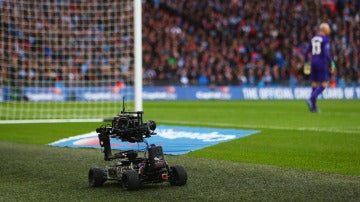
top-left (1, 0), bottom-right (360, 87)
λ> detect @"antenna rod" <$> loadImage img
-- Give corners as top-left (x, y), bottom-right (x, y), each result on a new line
top-left (122, 96), bottom-right (125, 113)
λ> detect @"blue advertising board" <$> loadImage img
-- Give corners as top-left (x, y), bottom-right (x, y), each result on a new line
top-left (1, 86), bottom-right (359, 102)
top-left (141, 86), bottom-right (360, 100)
top-left (0, 88), bottom-right (3, 102)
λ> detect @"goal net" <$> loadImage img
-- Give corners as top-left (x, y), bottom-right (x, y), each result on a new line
top-left (0, 0), bottom-right (142, 122)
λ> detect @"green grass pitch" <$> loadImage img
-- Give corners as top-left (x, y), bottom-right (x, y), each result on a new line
top-left (1, 100), bottom-right (360, 201)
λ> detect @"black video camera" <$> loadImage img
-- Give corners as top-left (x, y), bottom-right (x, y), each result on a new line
top-left (111, 111), bottom-right (156, 142)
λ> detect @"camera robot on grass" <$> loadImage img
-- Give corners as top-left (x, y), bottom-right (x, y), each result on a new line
top-left (88, 98), bottom-right (187, 190)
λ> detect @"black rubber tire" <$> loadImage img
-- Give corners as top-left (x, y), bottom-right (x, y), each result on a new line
top-left (169, 165), bottom-right (187, 186)
top-left (88, 167), bottom-right (107, 187)
top-left (122, 170), bottom-right (141, 190)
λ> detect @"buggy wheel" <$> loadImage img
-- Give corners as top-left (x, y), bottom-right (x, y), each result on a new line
top-left (169, 165), bottom-right (187, 186)
top-left (122, 170), bottom-right (141, 190)
top-left (88, 167), bottom-right (107, 187)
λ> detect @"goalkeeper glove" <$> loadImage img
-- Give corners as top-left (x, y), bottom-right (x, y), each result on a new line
top-left (303, 62), bottom-right (310, 75)
top-left (330, 61), bottom-right (335, 74)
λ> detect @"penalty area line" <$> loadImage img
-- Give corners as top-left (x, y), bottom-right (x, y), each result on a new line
top-left (157, 120), bottom-right (360, 135)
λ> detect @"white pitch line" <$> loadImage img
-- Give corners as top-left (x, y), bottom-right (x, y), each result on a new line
top-left (0, 119), bottom-right (103, 124)
top-left (157, 120), bottom-right (360, 134)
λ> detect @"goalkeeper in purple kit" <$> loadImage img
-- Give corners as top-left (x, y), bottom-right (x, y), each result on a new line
top-left (304, 23), bottom-right (335, 113)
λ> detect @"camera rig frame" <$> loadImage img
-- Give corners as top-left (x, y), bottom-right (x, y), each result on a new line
top-left (96, 98), bottom-right (156, 160)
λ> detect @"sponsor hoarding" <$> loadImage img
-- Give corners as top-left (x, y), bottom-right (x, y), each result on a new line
top-left (1, 86), bottom-right (359, 101)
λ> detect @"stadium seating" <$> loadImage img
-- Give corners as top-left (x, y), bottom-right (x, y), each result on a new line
top-left (1, 0), bottom-right (359, 87)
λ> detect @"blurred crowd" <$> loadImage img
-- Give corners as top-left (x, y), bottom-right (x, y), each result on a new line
top-left (143, 0), bottom-right (360, 86)
top-left (1, 0), bottom-right (360, 88)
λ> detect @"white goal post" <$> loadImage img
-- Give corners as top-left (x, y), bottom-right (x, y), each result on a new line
top-left (134, 0), bottom-right (143, 112)
top-left (0, 0), bottom-right (143, 123)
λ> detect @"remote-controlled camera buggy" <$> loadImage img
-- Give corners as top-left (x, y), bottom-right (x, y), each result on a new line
top-left (88, 99), bottom-right (187, 190)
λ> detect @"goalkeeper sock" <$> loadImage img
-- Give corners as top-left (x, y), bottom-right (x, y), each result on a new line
top-left (314, 86), bottom-right (325, 97)
top-left (310, 86), bottom-right (325, 109)
top-left (312, 86), bottom-right (316, 94)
